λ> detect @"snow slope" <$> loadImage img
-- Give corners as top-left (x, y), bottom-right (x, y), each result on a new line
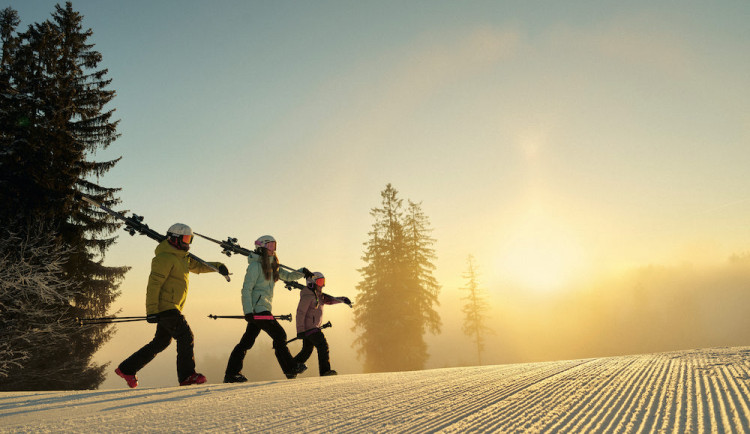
top-left (2, 346), bottom-right (749, 433)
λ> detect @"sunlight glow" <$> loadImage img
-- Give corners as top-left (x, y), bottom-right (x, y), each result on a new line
top-left (496, 216), bottom-right (587, 293)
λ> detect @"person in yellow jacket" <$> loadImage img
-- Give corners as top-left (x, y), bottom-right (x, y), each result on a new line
top-left (115, 223), bottom-right (229, 388)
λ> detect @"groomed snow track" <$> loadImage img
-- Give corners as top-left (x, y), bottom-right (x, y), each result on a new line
top-left (2, 346), bottom-right (749, 432)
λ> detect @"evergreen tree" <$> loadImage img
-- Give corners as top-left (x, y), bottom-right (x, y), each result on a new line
top-left (460, 254), bottom-right (492, 365)
top-left (0, 221), bottom-right (87, 381)
top-left (0, 3), bottom-right (127, 390)
top-left (353, 184), bottom-right (441, 372)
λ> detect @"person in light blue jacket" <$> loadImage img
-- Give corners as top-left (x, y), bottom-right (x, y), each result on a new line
top-left (223, 235), bottom-right (311, 383)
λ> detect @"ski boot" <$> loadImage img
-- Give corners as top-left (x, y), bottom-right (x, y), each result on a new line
top-left (321, 370), bottom-right (338, 376)
top-left (115, 368), bottom-right (138, 388)
top-left (180, 372), bottom-right (207, 386)
top-left (296, 362), bottom-right (308, 375)
top-left (224, 373), bottom-right (248, 383)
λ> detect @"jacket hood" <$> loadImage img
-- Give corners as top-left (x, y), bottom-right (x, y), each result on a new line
top-left (155, 239), bottom-right (188, 257)
top-left (247, 252), bottom-right (261, 264)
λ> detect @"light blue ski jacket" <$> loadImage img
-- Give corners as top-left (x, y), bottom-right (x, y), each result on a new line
top-left (241, 252), bottom-right (304, 314)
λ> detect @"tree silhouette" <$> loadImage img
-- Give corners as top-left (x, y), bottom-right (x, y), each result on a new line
top-left (353, 184), bottom-right (441, 372)
top-left (460, 254), bottom-right (492, 365)
top-left (0, 3), bottom-right (127, 390)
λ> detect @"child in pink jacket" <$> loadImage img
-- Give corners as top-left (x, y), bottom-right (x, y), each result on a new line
top-left (291, 272), bottom-right (350, 376)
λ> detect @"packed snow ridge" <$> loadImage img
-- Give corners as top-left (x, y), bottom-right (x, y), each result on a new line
top-left (2, 346), bottom-right (749, 432)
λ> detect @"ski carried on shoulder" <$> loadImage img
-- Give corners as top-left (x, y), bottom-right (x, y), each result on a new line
top-left (194, 232), bottom-right (351, 306)
top-left (80, 194), bottom-right (230, 282)
top-left (193, 232), bottom-right (299, 272)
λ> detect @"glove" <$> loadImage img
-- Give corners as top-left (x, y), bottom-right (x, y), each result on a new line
top-left (146, 313), bottom-right (159, 324)
top-left (218, 264), bottom-right (229, 276)
top-left (301, 267), bottom-right (314, 279)
top-left (339, 296), bottom-right (352, 307)
top-left (297, 332), bottom-right (305, 339)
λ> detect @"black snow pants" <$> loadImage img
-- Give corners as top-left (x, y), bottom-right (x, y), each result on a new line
top-left (118, 309), bottom-right (195, 382)
top-left (292, 330), bottom-right (331, 375)
top-left (225, 312), bottom-right (296, 377)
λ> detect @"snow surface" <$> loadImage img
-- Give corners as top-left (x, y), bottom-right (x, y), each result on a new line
top-left (2, 346), bottom-right (750, 433)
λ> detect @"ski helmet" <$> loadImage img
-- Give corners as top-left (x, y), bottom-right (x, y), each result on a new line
top-left (255, 235), bottom-right (277, 253)
top-left (306, 271), bottom-right (325, 288)
top-left (167, 223), bottom-right (193, 250)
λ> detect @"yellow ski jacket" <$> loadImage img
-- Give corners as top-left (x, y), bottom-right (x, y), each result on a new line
top-left (145, 240), bottom-right (223, 314)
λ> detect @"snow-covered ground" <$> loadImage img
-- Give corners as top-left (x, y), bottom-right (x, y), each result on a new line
top-left (2, 346), bottom-right (749, 433)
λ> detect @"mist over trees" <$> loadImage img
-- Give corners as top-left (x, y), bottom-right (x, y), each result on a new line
top-left (445, 255), bottom-right (750, 368)
top-left (460, 254), bottom-right (492, 365)
top-left (353, 184), bottom-right (441, 372)
top-left (0, 3), bottom-right (126, 390)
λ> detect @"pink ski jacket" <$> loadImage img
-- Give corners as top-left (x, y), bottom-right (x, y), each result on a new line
top-left (295, 287), bottom-right (339, 333)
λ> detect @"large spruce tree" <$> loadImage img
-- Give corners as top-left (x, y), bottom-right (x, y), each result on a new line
top-left (353, 184), bottom-right (441, 372)
top-left (0, 3), bottom-right (127, 390)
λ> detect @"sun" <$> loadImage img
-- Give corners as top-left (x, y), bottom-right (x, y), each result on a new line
top-left (496, 222), bottom-right (587, 293)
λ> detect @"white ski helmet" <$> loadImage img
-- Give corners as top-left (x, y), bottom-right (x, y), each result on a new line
top-left (255, 235), bottom-right (276, 252)
top-left (167, 223), bottom-right (193, 237)
top-left (167, 223), bottom-right (193, 249)
top-left (306, 271), bottom-right (325, 288)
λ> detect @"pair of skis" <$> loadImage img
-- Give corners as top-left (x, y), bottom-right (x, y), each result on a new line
top-left (80, 194), bottom-right (230, 282)
top-left (193, 232), bottom-right (352, 308)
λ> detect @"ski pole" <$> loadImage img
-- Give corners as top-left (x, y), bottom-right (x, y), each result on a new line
top-left (78, 316), bottom-right (148, 325)
top-left (207, 314), bottom-right (292, 322)
top-left (80, 319), bottom-right (146, 325)
top-left (285, 321), bottom-right (332, 344)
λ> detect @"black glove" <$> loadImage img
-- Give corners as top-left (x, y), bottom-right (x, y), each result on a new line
top-left (146, 313), bottom-right (159, 324)
top-left (301, 267), bottom-right (314, 279)
top-left (218, 264), bottom-right (229, 276)
top-left (297, 332), bottom-right (305, 339)
top-left (339, 296), bottom-right (352, 306)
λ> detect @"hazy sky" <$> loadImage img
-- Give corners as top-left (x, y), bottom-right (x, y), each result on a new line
top-left (8, 1), bottom-right (750, 387)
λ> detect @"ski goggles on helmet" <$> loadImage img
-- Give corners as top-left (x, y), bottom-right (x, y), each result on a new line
top-left (315, 277), bottom-right (325, 287)
top-left (180, 234), bottom-right (193, 244)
